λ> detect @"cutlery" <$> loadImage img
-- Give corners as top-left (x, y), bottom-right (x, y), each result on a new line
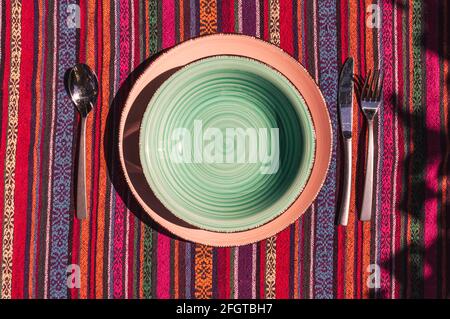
top-left (337, 58), bottom-right (354, 226)
top-left (67, 64), bottom-right (99, 220)
top-left (360, 70), bottom-right (383, 221)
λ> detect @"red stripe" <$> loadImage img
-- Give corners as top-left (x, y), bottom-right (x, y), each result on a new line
top-left (263, 0), bottom-right (269, 41)
top-left (298, 218), bottom-right (304, 298)
top-left (302, 0), bottom-right (308, 65)
top-left (279, 0), bottom-right (293, 55)
top-left (162, 0), bottom-right (175, 49)
top-left (221, 0), bottom-right (234, 33)
top-left (358, 0), bottom-right (365, 73)
top-left (335, 0), bottom-right (348, 300)
top-left (339, 0), bottom-right (348, 63)
top-left (156, 233), bottom-right (170, 299)
top-left (336, 227), bottom-right (345, 298)
top-left (11, 1), bottom-right (34, 298)
top-left (79, 1), bottom-right (87, 61)
top-left (259, 241), bottom-right (265, 298)
top-left (134, 0), bottom-right (140, 65)
top-left (275, 228), bottom-right (290, 298)
top-left (70, 217), bottom-right (81, 299)
top-left (217, 247), bottom-right (230, 298)
top-left (127, 214), bottom-right (135, 297)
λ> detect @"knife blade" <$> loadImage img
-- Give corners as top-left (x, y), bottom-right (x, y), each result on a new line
top-left (338, 58), bottom-right (354, 139)
top-left (337, 57), bottom-right (354, 226)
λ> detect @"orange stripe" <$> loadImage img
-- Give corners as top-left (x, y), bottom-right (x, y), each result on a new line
top-left (194, 0), bottom-right (217, 299)
top-left (28, 0), bottom-right (44, 298)
top-left (94, 0), bottom-right (111, 298)
top-left (179, 0), bottom-right (184, 42)
top-left (345, 0), bottom-right (358, 299)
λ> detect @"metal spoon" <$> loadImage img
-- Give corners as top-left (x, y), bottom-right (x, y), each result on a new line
top-left (68, 63), bottom-right (98, 219)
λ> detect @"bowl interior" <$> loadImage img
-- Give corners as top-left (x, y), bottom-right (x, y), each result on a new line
top-left (139, 56), bottom-right (315, 232)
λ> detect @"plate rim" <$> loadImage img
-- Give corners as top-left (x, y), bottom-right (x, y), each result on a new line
top-left (119, 33), bottom-right (332, 246)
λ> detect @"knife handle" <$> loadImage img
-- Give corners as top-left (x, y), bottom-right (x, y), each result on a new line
top-left (338, 138), bottom-right (352, 226)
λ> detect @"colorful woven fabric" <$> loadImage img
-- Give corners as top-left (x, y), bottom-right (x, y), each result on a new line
top-left (0, 0), bottom-right (448, 299)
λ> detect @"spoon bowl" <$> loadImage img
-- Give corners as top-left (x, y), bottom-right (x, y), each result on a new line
top-left (68, 63), bottom-right (99, 117)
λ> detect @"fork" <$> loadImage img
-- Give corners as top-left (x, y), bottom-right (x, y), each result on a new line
top-left (360, 70), bottom-right (383, 221)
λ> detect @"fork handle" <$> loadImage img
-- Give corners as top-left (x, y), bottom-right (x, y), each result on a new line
top-left (338, 138), bottom-right (352, 226)
top-left (360, 120), bottom-right (374, 221)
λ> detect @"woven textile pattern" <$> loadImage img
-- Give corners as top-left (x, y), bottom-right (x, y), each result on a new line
top-left (0, 0), bottom-right (448, 299)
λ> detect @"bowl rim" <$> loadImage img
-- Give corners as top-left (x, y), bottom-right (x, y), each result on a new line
top-left (138, 54), bottom-right (317, 232)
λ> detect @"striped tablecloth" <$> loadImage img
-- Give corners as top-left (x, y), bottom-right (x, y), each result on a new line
top-left (0, 0), bottom-right (448, 299)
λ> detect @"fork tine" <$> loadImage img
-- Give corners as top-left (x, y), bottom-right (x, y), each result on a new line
top-left (371, 70), bottom-right (380, 100)
top-left (362, 70), bottom-right (371, 100)
top-left (367, 70), bottom-right (376, 100)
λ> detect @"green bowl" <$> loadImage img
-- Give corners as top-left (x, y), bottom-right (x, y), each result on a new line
top-left (140, 56), bottom-right (315, 232)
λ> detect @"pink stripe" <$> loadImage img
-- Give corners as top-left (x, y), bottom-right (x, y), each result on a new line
top-left (156, 234), bottom-right (171, 299)
top-left (162, 0), bottom-right (175, 48)
top-left (424, 0), bottom-right (440, 297)
top-left (119, 0), bottom-right (130, 83)
top-left (113, 0), bottom-right (130, 298)
top-left (380, 2), bottom-right (394, 298)
top-left (233, 247), bottom-right (239, 298)
top-left (112, 198), bottom-right (126, 298)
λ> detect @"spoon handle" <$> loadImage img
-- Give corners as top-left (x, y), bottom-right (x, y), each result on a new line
top-left (77, 116), bottom-right (87, 219)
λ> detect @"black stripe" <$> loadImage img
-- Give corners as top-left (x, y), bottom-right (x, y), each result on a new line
top-left (292, 0), bottom-right (298, 60)
top-left (23, 0), bottom-right (40, 298)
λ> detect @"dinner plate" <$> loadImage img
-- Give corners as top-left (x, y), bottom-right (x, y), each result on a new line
top-left (119, 34), bottom-right (331, 246)
top-left (140, 56), bottom-right (315, 232)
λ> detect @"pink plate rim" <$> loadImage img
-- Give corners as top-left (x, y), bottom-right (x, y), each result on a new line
top-left (118, 34), bottom-right (332, 247)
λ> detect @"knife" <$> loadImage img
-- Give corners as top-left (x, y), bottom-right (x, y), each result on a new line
top-left (337, 57), bottom-right (354, 226)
